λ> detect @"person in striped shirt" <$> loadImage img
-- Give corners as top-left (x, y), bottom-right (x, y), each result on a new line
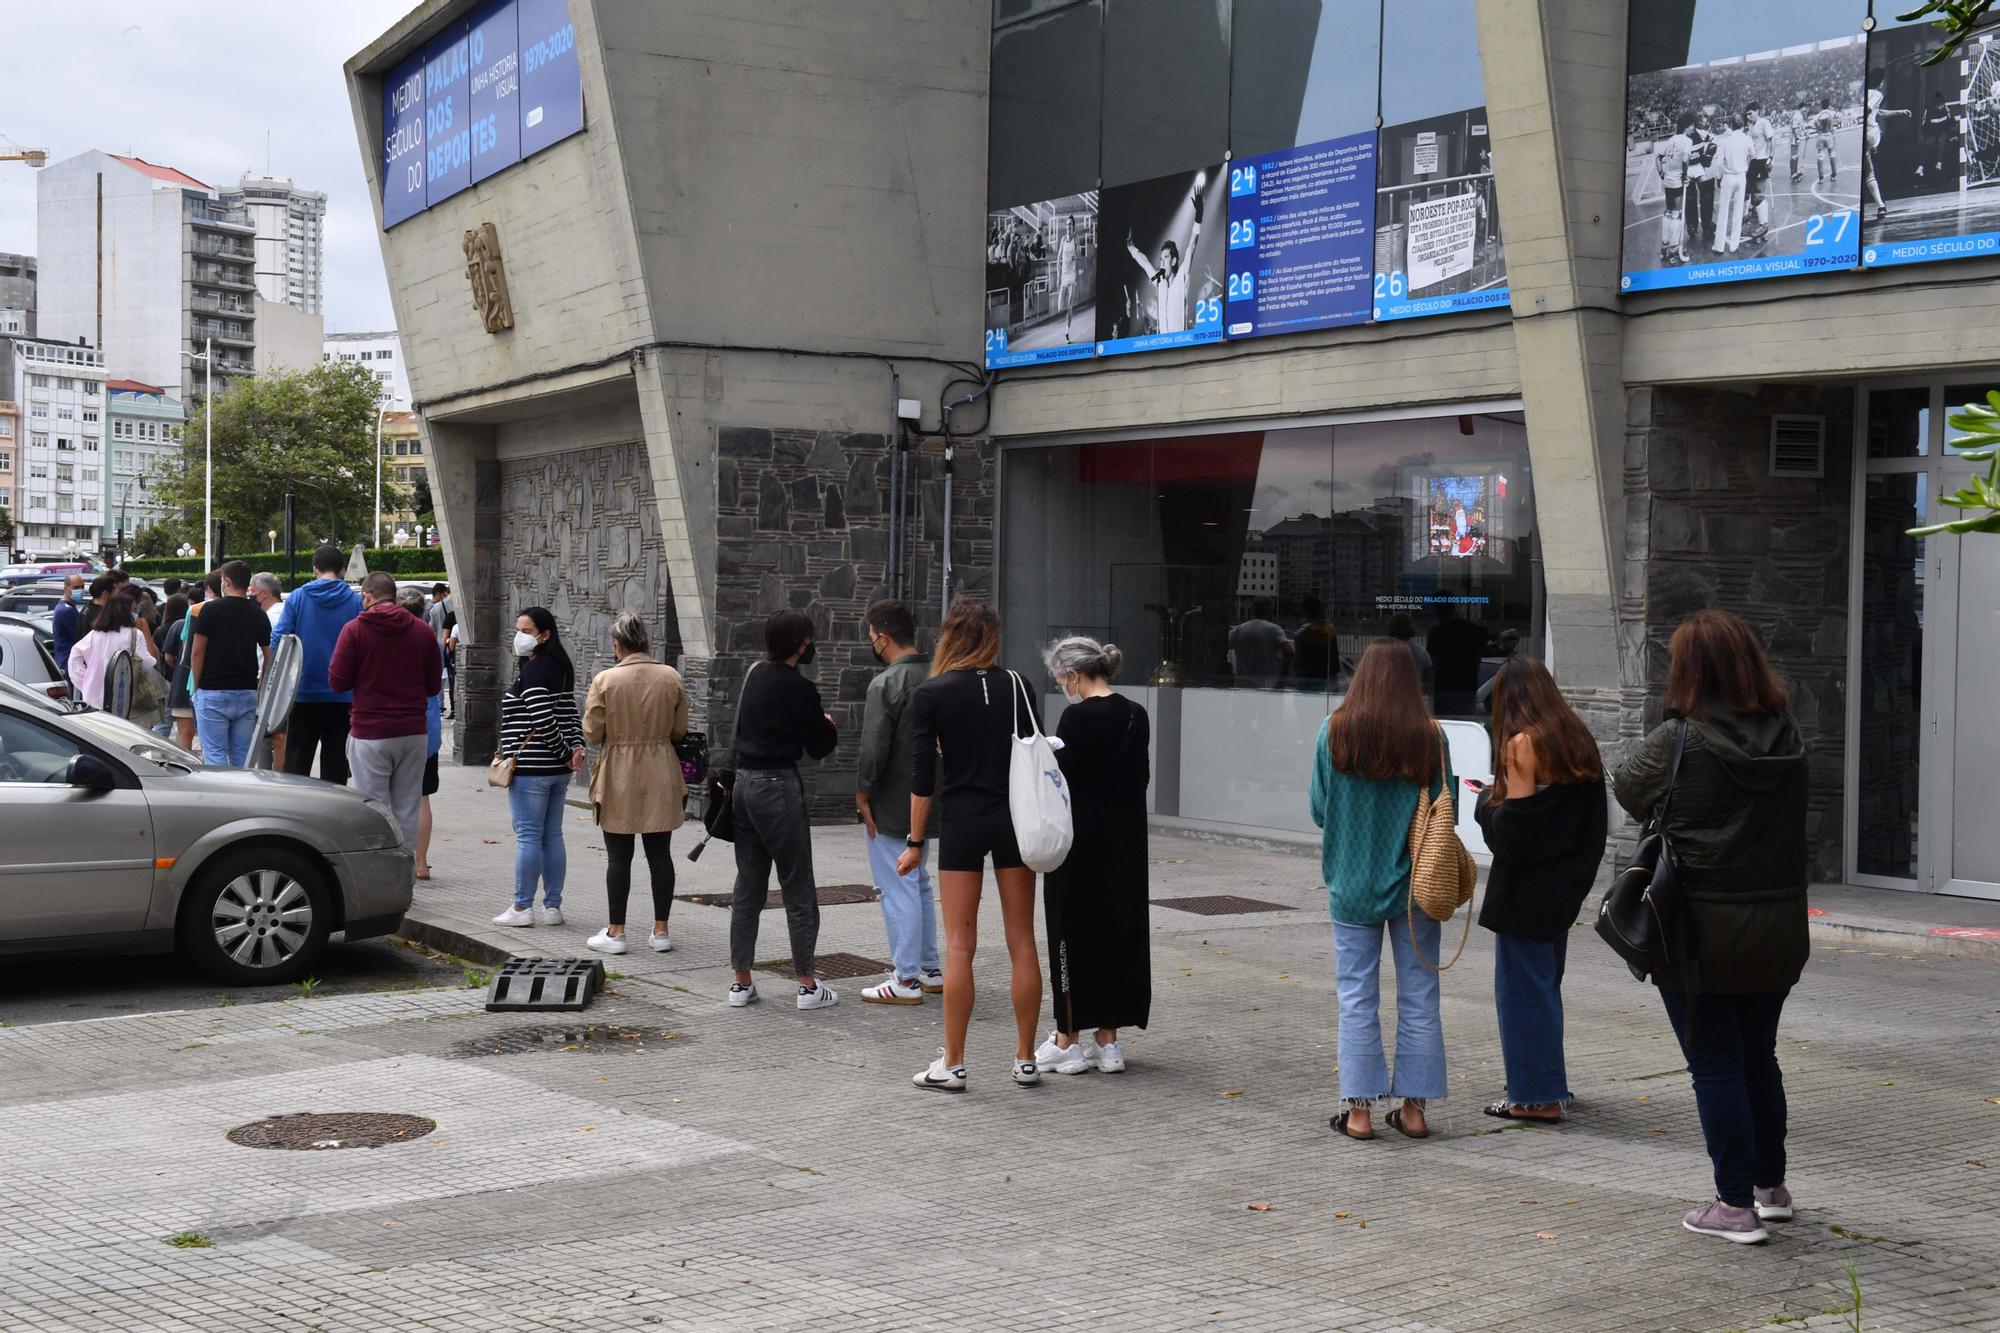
top-left (492, 606), bottom-right (587, 928)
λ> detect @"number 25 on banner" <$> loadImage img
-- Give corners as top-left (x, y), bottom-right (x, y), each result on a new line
top-left (1228, 219), bottom-right (1257, 251)
top-left (1229, 164), bottom-right (1258, 197)
top-left (1194, 296), bottom-right (1223, 329)
top-left (1227, 271), bottom-right (1255, 303)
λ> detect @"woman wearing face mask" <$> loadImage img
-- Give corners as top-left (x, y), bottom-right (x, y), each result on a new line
top-left (492, 608), bottom-right (587, 928)
top-left (725, 609), bottom-right (841, 1011)
top-left (1032, 637), bottom-right (1151, 1077)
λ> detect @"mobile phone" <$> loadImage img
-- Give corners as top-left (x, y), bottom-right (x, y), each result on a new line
top-left (1462, 778), bottom-right (1488, 792)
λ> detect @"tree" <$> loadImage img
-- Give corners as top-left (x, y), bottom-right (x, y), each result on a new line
top-left (150, 361), bottom-right (407, 554)
top-left (1911, 394), bottom-right (2000, 535)
top-left (410, 471), bottom-right (434, 526)
top-left (1899, 2), bottom-right (1999, 64)
top-left (0, 505), bottom-right (14, 555)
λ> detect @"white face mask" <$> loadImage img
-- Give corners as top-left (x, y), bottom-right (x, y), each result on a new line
top-left (513, 631), bottom-right (539, 657)
top-left (1060, 673), bottom-right (1081, 704)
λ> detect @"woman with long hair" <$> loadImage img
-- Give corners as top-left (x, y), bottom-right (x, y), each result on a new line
top-left (492, 607), bottom-right (587, 928)
top-left (1033, 636), bottom-right (1150, 1075)
top-left (903, 599), bottom-right (1045, 1091)
top-left (1615, 610), bottom-right (1809, 1245)
top-left (67, 593), bottom-right (154, 712)
top-left (1472, 656), bottom-right (1607, 1125)
top-left (1311, 638), bottom-right (1455, 1141)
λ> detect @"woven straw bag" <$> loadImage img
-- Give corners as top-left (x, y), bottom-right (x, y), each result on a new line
top-left (1407, 727), bottom-right (1476, 970)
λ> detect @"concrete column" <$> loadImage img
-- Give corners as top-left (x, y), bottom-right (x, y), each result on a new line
top-left (423, 416), bottom-right (502, 762)
top-left (1476, 0), bottom-right (1631, 711)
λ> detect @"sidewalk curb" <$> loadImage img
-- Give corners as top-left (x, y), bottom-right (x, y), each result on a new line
top-left (397, 916), bottom-right (516, 968)
top-left (1807, 919), bottom-right (2000, 963)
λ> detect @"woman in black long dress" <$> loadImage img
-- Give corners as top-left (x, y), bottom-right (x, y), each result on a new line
top-left (1034, 636), bottom-right (1151, 1075)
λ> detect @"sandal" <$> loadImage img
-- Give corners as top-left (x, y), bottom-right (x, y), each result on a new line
top-left (1329, 1110), bottom-right (1375, 1141)
top-left (1385, 1105), bottom-right (1429, 1139)
top-left (1481, 1101), bottom-right (1561, 1123)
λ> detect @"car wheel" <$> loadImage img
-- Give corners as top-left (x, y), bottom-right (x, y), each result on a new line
top-left (178, 845), bottom-right (332, 985)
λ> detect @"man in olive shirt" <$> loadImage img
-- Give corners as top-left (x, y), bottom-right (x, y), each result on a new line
top-left (855, 599), bottom-right (941, 1004)
top-left (190, 560), bottom-right (270, 767)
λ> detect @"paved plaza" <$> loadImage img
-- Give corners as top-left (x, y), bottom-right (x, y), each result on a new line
top-left (2, 764), bottom-right (1996, 1332)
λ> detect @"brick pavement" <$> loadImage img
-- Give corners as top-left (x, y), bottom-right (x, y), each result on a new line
top-left (0, 761), bottom-right (1994, 1331)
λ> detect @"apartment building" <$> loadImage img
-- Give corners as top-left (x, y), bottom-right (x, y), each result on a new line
top-left (219, 174), bottom-right (328, 316)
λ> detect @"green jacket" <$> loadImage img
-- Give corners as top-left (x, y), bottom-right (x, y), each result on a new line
top-left (1309, 716), bottom-right (1455, 927)
top-left (1613, 708), bottom-right (1810, 993)
top-left (857, 652), bottom-right (930, 838)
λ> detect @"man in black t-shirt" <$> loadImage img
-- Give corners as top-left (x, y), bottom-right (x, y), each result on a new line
top-left (190, 560), bottom-right (270, 766)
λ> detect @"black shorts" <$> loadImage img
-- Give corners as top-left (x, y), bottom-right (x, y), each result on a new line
top-left (937, 804), bottom-right (1024, 874)
top-left (422, 752), bottom-right (440, 796)
top-left (1663, 184), bottom-right (1685, 210)
top-left (1748, 159), bottom-right (1770, 190)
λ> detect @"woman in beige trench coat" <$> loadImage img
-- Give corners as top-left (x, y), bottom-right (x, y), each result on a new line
top-left (583, 612), bottom-right (690, 955)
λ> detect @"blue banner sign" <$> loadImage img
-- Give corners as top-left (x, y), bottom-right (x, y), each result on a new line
top-left (381, 0), bottom-right (582, 228)
top-left (1224, 132), bottom-right (1377, 339)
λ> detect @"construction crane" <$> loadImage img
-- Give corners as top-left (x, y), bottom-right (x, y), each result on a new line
top-left (0, 143), bottom-right (47, 167)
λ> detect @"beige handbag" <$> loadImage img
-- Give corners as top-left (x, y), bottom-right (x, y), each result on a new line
top-left (488, 726), bottom-right (533, 789)
top-left (1407, 727), bottom-right (1476, 970)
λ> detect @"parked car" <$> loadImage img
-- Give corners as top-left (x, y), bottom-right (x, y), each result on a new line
top-left (0, 584), bottom-right (71, 618)
top-left (0, 674), bottom-right (414, 984)
top-left (2, 564), bottom-right (55, 587)
top-left (0, 619), bottom-right (68, 703)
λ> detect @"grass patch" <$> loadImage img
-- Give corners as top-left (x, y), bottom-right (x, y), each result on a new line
top-left (165, 1232), bottom-right (212, 1249)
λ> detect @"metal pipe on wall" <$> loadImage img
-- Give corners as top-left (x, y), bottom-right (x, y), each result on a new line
top-left (940, 437), bottom-right (954, 623)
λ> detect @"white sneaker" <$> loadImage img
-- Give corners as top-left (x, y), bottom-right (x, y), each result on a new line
top-left (728, 981), bottom-right (759, 1008)
top-left (796, 982), bottom-right (840, 1010)
top-left (860, 976), bottom-right (924, 1006)
top-left (1033, 1030), bottom-right (1070, 1072)
top-left (913, 1054), bottom-right (966, 1092)
top-left (539, 907), bottom-right (564, 927)
top-left (1055, 1041), bottom-right (1100, 1075)
top-left (585, 929), bottom-right (628, 955)
top-left (648, 932), bottom-right (674, 953)
top-left (492, 906), bottom-right (534, 927)
top-left (1010, 1059), bottom-right (1042, 1087)
top-left (918, 968), bottom-right (945, 994)
top-left (1096, 1041), bottom-right (1127, 1074)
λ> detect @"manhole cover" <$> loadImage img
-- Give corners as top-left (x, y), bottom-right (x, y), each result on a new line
top-left (1151, 894), bottom-right (1294, 915)
top-left (755, 952), bottom-right (893, 980)
top-left (448, 1023), bottom-right (683, 1058)
top-left (226, 1112), bottom-right (436, 1150)
top-left (685, 883), bottom-right (879, 909)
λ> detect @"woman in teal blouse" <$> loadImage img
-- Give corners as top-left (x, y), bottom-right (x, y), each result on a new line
top-left (1310, 639), bottom-right (1456, 1141)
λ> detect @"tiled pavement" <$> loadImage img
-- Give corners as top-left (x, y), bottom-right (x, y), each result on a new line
top-left (0, 762), bottom-right (1995, 1331)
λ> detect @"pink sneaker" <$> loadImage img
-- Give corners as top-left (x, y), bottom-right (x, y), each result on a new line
top-left (1683, 1199), bottom-right (1768, 1244)
top-left (1753, 1185), bottom-right (1794, 1222)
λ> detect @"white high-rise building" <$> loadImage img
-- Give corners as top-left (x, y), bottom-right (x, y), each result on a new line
top-left (7, 337), bottom-right (108, 557)
top-left (322, 331), bottom-right (410, 408)
top-left (36, 151), bottom-right (257, 405)
top-left (220, 175), bottom-right (327, 316)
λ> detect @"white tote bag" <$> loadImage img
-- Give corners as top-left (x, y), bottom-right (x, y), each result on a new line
top-left (1007, 669), bottom-right (1073, 873)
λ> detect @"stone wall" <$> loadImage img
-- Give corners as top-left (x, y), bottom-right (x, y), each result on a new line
top-left (710, 427), bottom-right (997, 820)
top-left (1622, 384), bottom-right (1853, 880)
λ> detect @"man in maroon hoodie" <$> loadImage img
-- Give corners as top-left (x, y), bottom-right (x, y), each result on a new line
top-left (328, 571), bottom-right (441, 847)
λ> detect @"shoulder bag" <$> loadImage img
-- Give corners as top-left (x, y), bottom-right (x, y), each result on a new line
top-left (690, 662), bottom-right (760, 861)
top-left (1595, 719), bottom-right (1689, 982)
top-left (1008, 669), bottom-right (1074, 873)
top-left (488, 725), bottom-right (534, 788)
top-left (1407, 726), bottom-right (1477, 970)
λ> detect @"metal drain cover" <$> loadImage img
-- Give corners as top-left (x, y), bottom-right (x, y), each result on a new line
top-left (226, 1112), bottom-right (436, 1150)
top-left (1151, 894), bottom-right (1294, 915)
top-left (685, 883), bottom-right (879, 909)
top-left (755, 951), bottom-right (893, 980)
top-left (449, 1023), bottom-right (683, 1058)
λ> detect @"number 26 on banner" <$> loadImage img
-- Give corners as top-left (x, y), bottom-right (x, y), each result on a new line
top-left (1228, 219), bottom-right (1256, 251)
top-left (1229, 164), bottom-right (1258, 197)
top-left (1373, 270), bottom-right (1407, 300)
top-left (1194, 296), bottom-right (1222, 328)
top-left (1227, 271), bottom-right (1255, 303)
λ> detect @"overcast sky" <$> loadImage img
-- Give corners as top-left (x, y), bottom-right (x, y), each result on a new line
top-left (0, 0), bottom-right (413, 333)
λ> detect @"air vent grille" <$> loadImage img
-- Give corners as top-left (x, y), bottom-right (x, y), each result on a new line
top-left (1769, 415), bottom-right (1826, 479)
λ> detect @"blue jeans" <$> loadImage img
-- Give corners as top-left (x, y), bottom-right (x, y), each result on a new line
top-left (865, 829), bottom-right (938, 981)
top-left (1493, 930), bottom-right (1572, 1106)
top-left (194, 689), bottom-right (259, 767)
top-left (1331, 914), bottom-right (1447, 1104)
top-left (1661, 988), bottom-right (1790, 1207)
top-left (509, 773), bottom-right (570, 909)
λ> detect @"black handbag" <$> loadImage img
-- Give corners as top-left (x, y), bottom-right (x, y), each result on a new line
top-left (673, 730), bottom-right (710, 786)
top-left (687, 769), bottom-right (735, 862)
top-left (1596, 719), bottom-right (1693, 983)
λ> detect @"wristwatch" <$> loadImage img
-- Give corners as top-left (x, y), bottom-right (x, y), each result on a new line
top-left (905, 835), bottom-right (925, 848)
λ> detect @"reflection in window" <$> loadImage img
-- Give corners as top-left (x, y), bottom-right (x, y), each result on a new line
top-left (1100, 0), bottom-right (1231, 187)
top-left (989, 0), bottom-right (1103, 210)
top-left (1865, 387), bottom-right (1929, 459)
top-left (1229, 0), bottom-right (1380, 157)
top-left (1855, 471), bottom-right (1925, 879)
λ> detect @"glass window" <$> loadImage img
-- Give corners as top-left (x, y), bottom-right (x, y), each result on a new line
top-left (989, 0), bottom-right (1103, 209)
top-left (1865, 387), bottom-right (1930, 458)
top-left (1855, 469), bottom-right (1925, 878)
top-left (1230, 0), bottom-right (1380, 157)
top-left (1099, 0), bottom-right (1230, 187)
top-left (0, 711), bottom-right (84, 783)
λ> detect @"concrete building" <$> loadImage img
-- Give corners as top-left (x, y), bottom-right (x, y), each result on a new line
top-left (7, 337), bottom-right (107, 558)
top-left (253, 297), bottom-right (326, 377)
top-left (104, 380), bottom-right (184, 548)
top-left (0, 385), bottom-right (16, 534)
top-left (349, 0), bottom-right (2000, 904)
top-left (322, 331), bottom-right (410, 407)
top-left (0, 253), bottom-right (34, 336)
top-left (36, 151), bottom-right (257, 404)
top-left (219, 175), bottom-right (327, 315)
top-left (378, 409), bottom-right (427, 539)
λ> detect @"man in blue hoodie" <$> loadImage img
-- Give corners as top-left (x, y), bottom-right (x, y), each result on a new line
top-left (274, 545), bottom-right (364, 784)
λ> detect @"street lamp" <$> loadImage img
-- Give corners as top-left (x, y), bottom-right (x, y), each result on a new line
top-left (179, 339), bottom-right (212, 563)
top-left (268, 528), bottom-right (277, 554)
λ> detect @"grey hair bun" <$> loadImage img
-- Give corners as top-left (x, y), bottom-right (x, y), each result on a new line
top-left (1042, 635), bottom-right (1122, 682)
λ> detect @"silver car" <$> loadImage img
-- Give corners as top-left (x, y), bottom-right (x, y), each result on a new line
top-left (0, 676), bottom-right (414, 984)
top-left (0, 618), bottom-right (67, 702)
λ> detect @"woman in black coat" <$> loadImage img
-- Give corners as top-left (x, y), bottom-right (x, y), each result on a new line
top-left (1033, 636), bottom-right (1151, 1077)
top-left (1472, 657), bottom-right (1607, 1125)
top-left (1614, 609), bottom-right (1810, 1247)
